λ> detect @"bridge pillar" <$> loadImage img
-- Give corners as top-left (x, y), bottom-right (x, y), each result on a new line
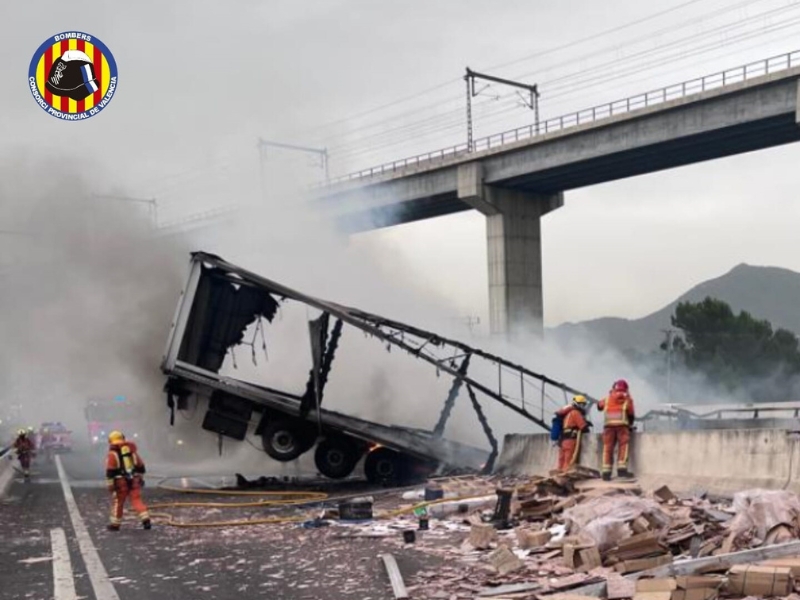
top-left (457, 163), bottom-right (563, 338)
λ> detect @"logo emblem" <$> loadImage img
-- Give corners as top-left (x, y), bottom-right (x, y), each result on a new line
top-left (28, 31), bottom-right (118, 121)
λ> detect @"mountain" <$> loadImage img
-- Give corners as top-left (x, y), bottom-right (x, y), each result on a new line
top-left (551, 264), bottom-right (800, 355)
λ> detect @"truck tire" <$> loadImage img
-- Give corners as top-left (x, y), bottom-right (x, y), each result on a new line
top-left (364, 447), bottom-right (404, 485)
top-left (314, 437), bottom-right (361, 479)
top-left (261, 420), bottom-right (310, 462)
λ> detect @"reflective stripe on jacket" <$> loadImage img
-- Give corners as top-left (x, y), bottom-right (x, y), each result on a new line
top-left (598, 391), bottom-right (635, 427)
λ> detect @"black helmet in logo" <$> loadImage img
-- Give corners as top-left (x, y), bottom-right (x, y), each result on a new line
top-left (45, 50), bottom-right (99, 101)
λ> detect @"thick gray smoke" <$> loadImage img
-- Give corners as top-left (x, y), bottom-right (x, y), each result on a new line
top-left (0, 151), bottom-right (187, 450)
top-left (0, 147), bottom-right (727, 480)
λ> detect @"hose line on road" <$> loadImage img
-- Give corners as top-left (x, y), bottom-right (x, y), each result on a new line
top-left (148, 485), bottom-right (330, 527)
top-left (146, 478), bottom-right (494, 528)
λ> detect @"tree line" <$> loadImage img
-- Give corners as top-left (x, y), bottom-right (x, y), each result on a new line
top-left (662, 297), bottom-right (800, 401)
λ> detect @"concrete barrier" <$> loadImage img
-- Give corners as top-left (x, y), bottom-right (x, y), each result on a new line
top-left (495, 428), bottom-right (800, 496)
top-left (0, 447), bottom-right (13, 497)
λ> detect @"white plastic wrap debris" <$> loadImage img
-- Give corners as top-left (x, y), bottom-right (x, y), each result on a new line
top-left (562, 496), bottom-right (667, 550)
top-left (728, 489), bottom-right (800, 543)
top-left (401, 489), bottom-right (458, 501)
top-left (549, 524), bottom-right (568, 543)
top-left (427, 495), bottom-right (496, 518)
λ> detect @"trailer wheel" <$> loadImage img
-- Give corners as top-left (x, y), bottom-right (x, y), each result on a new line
top-left (364, 447), bottom-right (404, 485)
top-left (314, 437), bottom-right (361, 479)
top-left (261, 420), bottom-right (309, 462)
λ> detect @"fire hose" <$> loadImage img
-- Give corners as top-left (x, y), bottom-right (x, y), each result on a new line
top-left (147, 479), bottom-right (493, 528)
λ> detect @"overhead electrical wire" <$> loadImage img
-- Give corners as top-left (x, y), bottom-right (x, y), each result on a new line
top-left (298, 0), bottom-right (714, 139)
top-left (332, 0), bottom-right (799, 156)
top-left (326, 6), bottom-right (800, 167)
top-left (307, 0), bottom-right (776, 149)
top-left (139, 0), bottom-right (800, 199)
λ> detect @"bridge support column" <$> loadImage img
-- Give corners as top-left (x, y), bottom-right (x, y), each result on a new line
top-left (458, 163), bottom-right (563, 338)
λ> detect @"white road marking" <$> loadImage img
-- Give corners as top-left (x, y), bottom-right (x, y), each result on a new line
top-left (55, 455), bottom-right (121, 600)
top-left (50, 528), bottom-right (78, 600)
top-left (18, 556), bottom-right (53, 564)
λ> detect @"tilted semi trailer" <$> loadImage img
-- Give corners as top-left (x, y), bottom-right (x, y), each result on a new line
top-left (161, 252), bottom-right (593, 483)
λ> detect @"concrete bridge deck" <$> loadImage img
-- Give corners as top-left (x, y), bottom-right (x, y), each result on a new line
top-left (320, 59), bottom-right (800, 230)
top-left (315, 52), bottom-right (800, 337)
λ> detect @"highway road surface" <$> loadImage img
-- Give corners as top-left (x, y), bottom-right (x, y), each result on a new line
top-left (0, 451), bottom-right (437, 600)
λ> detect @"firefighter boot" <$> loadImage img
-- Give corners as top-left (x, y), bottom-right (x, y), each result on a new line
top-left (142, 519), bottom-right (152, 530)
top-left (618, 469), bottom-right (635, 479)
top-left (107, 524), bottom-right (120, 532)
top-left (601, 472), bottom-right (611, 481)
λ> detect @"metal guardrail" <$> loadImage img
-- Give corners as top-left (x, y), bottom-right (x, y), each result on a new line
top-left (641, 404), bottom-right (800, 422)
top-left (322, 49), bottom-right (800, 186)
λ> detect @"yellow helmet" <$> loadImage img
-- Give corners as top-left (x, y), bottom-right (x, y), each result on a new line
top-left (572, 395), bottom-right (588, 406)
top-left (108, 431), bottom-right (125, 444)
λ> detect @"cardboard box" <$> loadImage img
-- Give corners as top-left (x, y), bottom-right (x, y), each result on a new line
top-left (607, 576), bottom-right (637, 600)
top-left (726, 565), bottom-right (793, 597)
top-left (615, 554), bottom-right (673, 574)
top-left (671, 589), bottom-right (717, 600)
top-left (516, 528), bottom-right (551, 549)
top-left (563, 543), bottom-right (600, 570)
top-left (637, 578), bottom-right (677, 593)
top-left (633, 592), bottom-right (672, 600)
top-left (653, 485), bottom-right (678, 502)
top-left (468, 523), bottom-right (496, 550)
top-left (759, 557), bottom-right (800, 578)
top-left (674, 576), bottom-right (723, 590)
top-left (631, 516), bottom-right (652, 534)
top-left (579, 546), bottom-right (602, 571)
top-left (487, 544), bottom-right (523, 575)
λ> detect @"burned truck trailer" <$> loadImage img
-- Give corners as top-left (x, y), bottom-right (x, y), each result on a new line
top-left (161, 252), bottom-right (592, 482)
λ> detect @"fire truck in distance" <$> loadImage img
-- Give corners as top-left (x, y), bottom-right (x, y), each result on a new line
top-left (84, 397), bottom-right (139, 447)
top-left (37, 422), bottom-right (74, 456)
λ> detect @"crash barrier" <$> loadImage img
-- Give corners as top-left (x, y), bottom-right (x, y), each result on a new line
top-left (495, 428), bottom-right (800, 496)
top-left (0, 446), bottom-right (13, 497)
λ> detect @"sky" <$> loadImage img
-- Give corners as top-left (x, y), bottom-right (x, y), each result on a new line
top-left (3, 0), bottom-right (800, 331)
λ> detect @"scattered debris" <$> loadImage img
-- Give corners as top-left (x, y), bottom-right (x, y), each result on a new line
top-left (653, 486), bottom-right (678, 503)
top-left (469, 523), bottom-right (497, 549)
top-left (487, 545), bottom-right (524, 575)
top-left (727, 564), bottom-right (793, 597)
top-left (517, 527), bottom-right (551, 549)
top-left (161, 470), bottom-right (800, 600)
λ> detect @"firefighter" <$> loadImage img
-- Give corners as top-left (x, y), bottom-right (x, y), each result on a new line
top-left (555, 395), bottom-right (591, 472)
top-left (597, 379), bottom-right (636, 480)
top-left (105, 431), bottom-right (151, 531)
top-left (13, 429), bottom-right (35, 479)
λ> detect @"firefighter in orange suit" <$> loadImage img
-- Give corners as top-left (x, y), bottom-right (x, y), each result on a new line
top-left (13, 429), bottom-right (36, 479)
top-left (105, 431), bottom-right (151, 531)
top-left (556, 395), bottom-right (591, 471)
top-left (597, 379), bottom-right (636, 480)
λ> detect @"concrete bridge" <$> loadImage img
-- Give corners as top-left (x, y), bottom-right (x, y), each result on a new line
top-left (316, 51), bottom-right (800, 337)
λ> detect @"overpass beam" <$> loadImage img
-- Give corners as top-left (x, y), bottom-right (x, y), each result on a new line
top-left (484, 186), bottom-right (563, 338)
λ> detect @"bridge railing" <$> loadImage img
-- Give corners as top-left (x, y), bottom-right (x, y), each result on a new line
top-left (322, 49), bottom-right (800, 186)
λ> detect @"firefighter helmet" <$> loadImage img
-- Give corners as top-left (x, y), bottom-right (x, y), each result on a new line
top-left (572, 395), bottom-right (588, 406)
top-left (612, 379), bottom-right (629, 392)
top-left (108, 431), bottom-right (125, 444)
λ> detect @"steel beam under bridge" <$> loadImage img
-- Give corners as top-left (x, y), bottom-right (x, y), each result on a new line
top-left (314, 66), bottom-right (800, 337)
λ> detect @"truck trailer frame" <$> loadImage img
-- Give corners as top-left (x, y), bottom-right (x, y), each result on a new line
top-left (161, 252), bottom-right (593, 482)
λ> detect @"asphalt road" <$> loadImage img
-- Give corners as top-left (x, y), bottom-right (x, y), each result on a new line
top-left (0, 451), bottom-right (438, 600)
